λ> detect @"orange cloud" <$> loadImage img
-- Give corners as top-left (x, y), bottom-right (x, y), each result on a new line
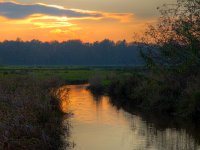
top-left (0, 2), bottom-right (157, 42)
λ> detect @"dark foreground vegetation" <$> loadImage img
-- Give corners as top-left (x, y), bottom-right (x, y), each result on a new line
top-left (89, 70), bottom-right (200, 119)
top-left (0, 76), bottom-right (70, 150)
top-left (89, 0), bottom-right (200, 119)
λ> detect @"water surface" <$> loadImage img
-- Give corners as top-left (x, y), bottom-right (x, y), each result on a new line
top-left (57, 84), bottom-right (200, 150)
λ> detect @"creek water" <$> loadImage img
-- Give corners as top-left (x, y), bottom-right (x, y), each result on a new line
top-left (57, 84), bottom-right (200, 150)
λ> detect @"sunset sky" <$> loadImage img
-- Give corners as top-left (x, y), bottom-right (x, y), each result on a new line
top-left (0, 0), bottom-right (176, 42)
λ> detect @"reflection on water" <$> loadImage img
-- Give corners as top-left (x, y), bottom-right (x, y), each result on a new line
top-left (57, 84), bottom-right (200, 150)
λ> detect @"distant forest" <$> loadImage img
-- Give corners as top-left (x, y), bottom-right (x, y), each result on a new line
top-left (0, 39), bottom-right (144, 66)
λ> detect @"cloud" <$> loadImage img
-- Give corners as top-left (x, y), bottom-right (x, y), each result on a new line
top-left (103, 13), bottom-right (134, 23)
top-left (0, 2), bottom-right (102, 19)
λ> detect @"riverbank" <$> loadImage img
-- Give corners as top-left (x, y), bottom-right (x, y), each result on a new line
top-left (88, 69), bottom-right (200, 120)
top-left (0, 76), bottom-right (69, 150)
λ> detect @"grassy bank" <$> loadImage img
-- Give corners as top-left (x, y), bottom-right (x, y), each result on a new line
top-left (89, 68), bottom-right (200, 119)
top-left (0, 76), bottom-right (69, 150)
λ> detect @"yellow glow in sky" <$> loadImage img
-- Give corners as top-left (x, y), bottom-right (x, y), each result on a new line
top-left (0, 0), bottom-right (176, 42)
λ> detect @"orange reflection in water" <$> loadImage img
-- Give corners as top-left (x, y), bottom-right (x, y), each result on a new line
top-left (56, 84), bottom-right (200, 150)
top-left (56, 84), bottom-right (128, 125)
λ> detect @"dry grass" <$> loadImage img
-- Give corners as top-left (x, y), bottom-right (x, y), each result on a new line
top-left (0, 76), bottom-right (70, 150)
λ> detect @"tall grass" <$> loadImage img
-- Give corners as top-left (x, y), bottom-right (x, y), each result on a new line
top-left (0, 76), bottom-right (70, 150)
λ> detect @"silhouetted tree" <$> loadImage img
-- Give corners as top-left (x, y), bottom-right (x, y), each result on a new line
top-left (142, 0), bottom-right (200, 69)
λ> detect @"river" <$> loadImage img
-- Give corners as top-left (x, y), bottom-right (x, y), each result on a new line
top-left (57, 84), bottom-right (200, 150)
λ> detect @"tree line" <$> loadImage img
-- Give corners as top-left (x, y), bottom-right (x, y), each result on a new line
top-left (0, 39), bottom-right (144, 66)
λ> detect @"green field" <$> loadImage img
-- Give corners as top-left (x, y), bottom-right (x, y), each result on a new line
top-left (0, 66), bottom-right (138, 84)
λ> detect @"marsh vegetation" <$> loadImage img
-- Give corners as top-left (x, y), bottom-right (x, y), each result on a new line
top-left (0, 76), bottom-right (69, 150)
